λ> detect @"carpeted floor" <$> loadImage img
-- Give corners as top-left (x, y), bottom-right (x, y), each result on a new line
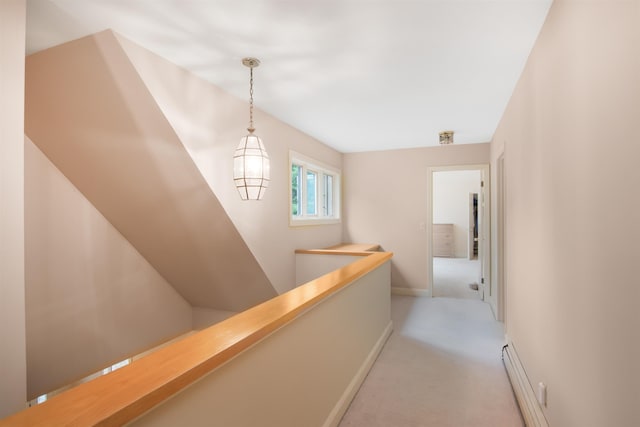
top-left (339, 296), bottom-right (523, 427)
top-left (432, 257), bottom-right (482, 300)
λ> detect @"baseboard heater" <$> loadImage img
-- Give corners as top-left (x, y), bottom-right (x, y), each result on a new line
top-left (502, 342), bottom-right (549, 427)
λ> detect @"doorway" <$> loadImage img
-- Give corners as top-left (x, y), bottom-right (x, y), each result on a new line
top-left (427, 165), bottom-right (490, 301)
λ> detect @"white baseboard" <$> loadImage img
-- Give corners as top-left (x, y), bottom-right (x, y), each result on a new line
top-left (502, 339), bottom-right (549, 427)
top-left (391, 286), bottom-right (431, 297)
top-left (323, 321), bottom-right (393, 427)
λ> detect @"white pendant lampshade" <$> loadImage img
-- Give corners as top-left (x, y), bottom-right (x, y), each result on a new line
top-left (234, 57), bottom-right (270, 200)
top-left (233, 132), bottom-right (270, 200)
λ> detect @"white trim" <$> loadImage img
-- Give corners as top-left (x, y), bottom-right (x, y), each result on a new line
top-left (391, 286), bottom-right (431, 297)
top-left (503, 338), bottom-right (549, 427)
top-left (289, 218), bottom-right (341, 227)
top-left (496, 152), bottom-right (506, 322)
top-left (322, 321), bottom-right (393, 427)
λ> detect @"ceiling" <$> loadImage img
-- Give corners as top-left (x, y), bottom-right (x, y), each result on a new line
top-left (26, 0), bottom-right (552, 153)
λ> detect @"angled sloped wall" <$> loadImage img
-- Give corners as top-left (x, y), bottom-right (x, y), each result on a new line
top-left (114, 32), bottom-right (344, 295)
top-left (25, 30), bottom-right (277, 312)
top-left (25, 136), bottom-right (193, 399)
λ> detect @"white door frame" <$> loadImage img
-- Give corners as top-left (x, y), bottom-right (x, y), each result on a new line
top-left (496, 153), bottom-right (506, 322)
top-left (427, 164), bottom-right (491, 302)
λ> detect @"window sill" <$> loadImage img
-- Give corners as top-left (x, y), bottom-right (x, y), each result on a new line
top-left (290, 217), bottom-right (341, 227)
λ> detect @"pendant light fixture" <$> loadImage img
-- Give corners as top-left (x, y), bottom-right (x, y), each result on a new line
top-left (233, 57), bottom-right (270, 200)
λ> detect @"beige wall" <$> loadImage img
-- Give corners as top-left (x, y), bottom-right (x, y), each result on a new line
top-left (491, 0), bottom-right (640, 425)
top-left (192, 308), bottom-right (237, 331)
top-left (343, 143), bottom-right (489, 291)
top-left (433, 170), bottom-right (481, 258)
top-left (295, 253), bottom-right (364, 286)
top-left (25, 137), bottom-right (193, 399)
top-left (0, 0), bottom-right (27, 418)
top-left (116, 34), bottom-right (343, 295)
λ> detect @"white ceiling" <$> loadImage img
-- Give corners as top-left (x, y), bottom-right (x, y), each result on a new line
top-left (26, 0), bottom-right (552, 153)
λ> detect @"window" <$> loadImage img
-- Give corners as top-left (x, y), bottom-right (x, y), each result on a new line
top-left (290, 151), bottom-right (341, 226)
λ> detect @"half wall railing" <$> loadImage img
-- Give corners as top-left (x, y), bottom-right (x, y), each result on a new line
top-left (0, 250), bottom-right (392, 427)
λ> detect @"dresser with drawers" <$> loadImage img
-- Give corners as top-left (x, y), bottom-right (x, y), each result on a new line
top-left (432, 223), bottom-right (454, 257)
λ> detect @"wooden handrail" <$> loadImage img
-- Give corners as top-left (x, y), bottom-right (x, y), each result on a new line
top-left (325, 243), bottom-right (380, 252)
top-left (0, 251), bottom-right (392, 427)
top-left (295, 243), bottom-right (380, 255)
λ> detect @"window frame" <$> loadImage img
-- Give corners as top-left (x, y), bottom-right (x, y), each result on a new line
top-left (289, 151), bottom-right (341, 226)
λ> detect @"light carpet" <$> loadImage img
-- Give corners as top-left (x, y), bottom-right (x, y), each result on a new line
top-left (339, 296), bottom-right (523, 427)
top-left (433, 257), bottom-right (481, 300)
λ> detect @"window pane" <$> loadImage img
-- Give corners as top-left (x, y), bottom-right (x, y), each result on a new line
top-left (291, 164), bottom-right (301, 216)
top-left (324, 174), bottom-right (333, 217)
top-left (306, 170), bottom-right (317, 215)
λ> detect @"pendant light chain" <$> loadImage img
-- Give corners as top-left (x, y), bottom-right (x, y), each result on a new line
top-left (248, 66), bottom-right (255, 133)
